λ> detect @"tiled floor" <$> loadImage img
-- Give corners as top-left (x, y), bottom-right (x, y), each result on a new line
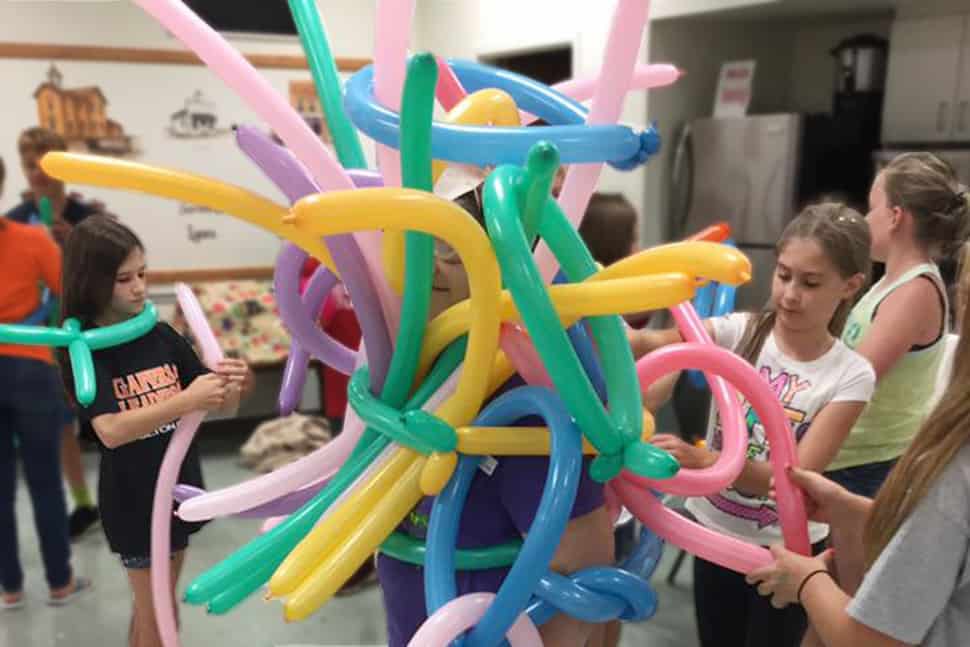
top-left (1, 431), bottom-right (700, 647)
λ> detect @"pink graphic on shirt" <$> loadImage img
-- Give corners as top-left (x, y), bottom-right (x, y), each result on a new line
top-left (706, 493), bottom-right (779, 529)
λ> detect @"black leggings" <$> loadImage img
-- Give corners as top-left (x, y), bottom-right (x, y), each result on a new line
top-left (693, 543), bottom-right (823, 647)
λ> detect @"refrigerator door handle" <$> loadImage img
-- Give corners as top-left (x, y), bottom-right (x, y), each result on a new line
top-left (671, 123), bottom-right (693, 239)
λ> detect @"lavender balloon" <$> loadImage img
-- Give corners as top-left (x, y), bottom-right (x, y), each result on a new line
top-left (236, 125), bottom-right (391, 394)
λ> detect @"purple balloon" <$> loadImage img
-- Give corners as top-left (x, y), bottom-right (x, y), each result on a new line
top-left (277, 258), bottom-right (344, 413)
top-left (173, 478), bottom-right (327, 518)
top-left (235, 125), bottom-right (391, 393)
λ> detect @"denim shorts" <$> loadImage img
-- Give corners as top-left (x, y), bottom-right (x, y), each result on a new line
top-left (825, 457), bottom-right (898, 498)
top-left (120, 542), bottom-right (187, 570)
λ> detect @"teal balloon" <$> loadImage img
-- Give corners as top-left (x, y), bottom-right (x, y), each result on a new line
top-left (287, 0), bottom-right (367, 169)
top-left (84, 302), bottom-right (158, 350)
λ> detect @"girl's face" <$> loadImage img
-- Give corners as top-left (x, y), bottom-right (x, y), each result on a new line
top-left (429, 240), bottom-right (470, 320)
top-left (104, 247), bottom-right (147, 323)
top-left (771, 237), bottom-right (861, 335)
top-left (866, 173), bottom-right (898, 263)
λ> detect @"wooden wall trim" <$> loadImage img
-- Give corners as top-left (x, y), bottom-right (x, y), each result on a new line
top-left (0, 42), bottom-right (369, 71)
top-left (147, 266), bottom-right (275, 285)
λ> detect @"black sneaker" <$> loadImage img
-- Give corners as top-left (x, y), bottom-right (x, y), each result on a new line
top-left (68, 506), bottom-right (100, 541)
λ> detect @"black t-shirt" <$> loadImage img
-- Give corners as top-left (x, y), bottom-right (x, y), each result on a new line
top-left (76, 322), bottom-right (210, 556)
top-left (5, 195), bottom-right (100, 227)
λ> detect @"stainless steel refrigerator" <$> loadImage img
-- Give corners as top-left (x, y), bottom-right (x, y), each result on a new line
top-left (669, 113), bottom-right (841, 311)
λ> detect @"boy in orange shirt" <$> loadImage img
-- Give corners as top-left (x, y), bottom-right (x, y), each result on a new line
top-left (0, 156), bottom-right (89, 609)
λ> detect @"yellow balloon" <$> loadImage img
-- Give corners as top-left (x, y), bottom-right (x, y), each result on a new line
top-left (600, 241), bottom-right (752, 286)
top-left (283, 454), bottom-right (425, 621)
top-left (39, 152), bottom-right (340, 274)
top-left (383, 88), bottom-right (522, 294)
top-left (456, 413), bottom-right (655, 456)
top-left (416, 272), bottom-right (696, 384)
top-left (268, 447), bottom-right (416, 597)
top-left (290, 189), bottom-right (501, 430)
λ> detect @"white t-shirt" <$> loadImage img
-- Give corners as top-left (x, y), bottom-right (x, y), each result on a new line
top-left (685, 312), bottom-right (876, 545)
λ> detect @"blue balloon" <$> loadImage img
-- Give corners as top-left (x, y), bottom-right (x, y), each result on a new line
top-left (344, 61), bottom-right (657, 169)
top-left (620, 525), bottom-right (665, 582)
top-left (692, 281), bottom-right (717, 319)
top-left (424, 385), bottom-right (583, 647)
top-left (527, 566), bottom-right (657, 626)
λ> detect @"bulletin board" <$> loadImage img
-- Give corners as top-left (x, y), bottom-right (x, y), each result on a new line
top-left (0, 42), bottom-right (374, 282)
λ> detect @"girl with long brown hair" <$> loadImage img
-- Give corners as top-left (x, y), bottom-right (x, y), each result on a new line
top-left (630, 203), bottom-right (875, 647)
top-left (748, 219), bottom-right (970, 645)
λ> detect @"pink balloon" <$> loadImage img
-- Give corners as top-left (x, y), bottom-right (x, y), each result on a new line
top-left (612, 478), bottom-right (773, 574)
top-left (175, 345), bottom-right (373, 522)
top-left (518, 63), bottom-right (682, 124)
top-left (629, 303), bottom-right (747, 496)
top-left (373, 0), bottom-right (414, 190)
top-left (552, 63), bottom-right (681, 104)
top-left (408, 593), bottom-right (542, 647)
top-left (535, 0), bottom-right (651, 283)
top-left (435, 55), bottom-right (468, 111)
top-left (151, 290), bottom-right (225, 647)
top-left (499, 323), bottom-right (554, 389)
top-left (174, 283), bottom-right (223, 370)
top-left (151, 411), bottom-right (206, 647)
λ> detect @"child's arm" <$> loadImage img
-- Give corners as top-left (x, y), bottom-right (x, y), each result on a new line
top-left (90, 373), bottom-right (226, 448)
top-left (630, 320), bottom-right (717, 409)
top-left (736, 400), bottom-right (868, 497)
top-left (855, 280), bottom-right (943, 379)
top-left (747, 548), bottom-right (912, 647)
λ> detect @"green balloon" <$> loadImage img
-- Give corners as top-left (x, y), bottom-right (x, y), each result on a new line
top-left (287, 0), bottom-right (367, 169)
top-left (38, 196), bottom-right (54, 228)
top-left (380, 532), bottom-right (522, 570)
top-left (350, 52), bottom-right (438, 462)
top-left (348, 368), bottom-right (457, 455)
top-left (84, 302), bottom-right (158, 350)
top-left (0, 322), bottom-right (72, 346)
top-left (483, 145), bottom-right (679, 482)
top-left (184, 335), bottom-right (467, 611)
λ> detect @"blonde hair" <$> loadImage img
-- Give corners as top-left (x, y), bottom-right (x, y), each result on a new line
top-left (736, 202), bottom-right (871, 363)
top-left (865, 289), bottom-right (970, 567)
top-left (881, 152), bottom-right (970, 256)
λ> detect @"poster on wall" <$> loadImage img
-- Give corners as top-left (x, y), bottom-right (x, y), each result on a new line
top-left (0, 49), bottom-right (372, 273)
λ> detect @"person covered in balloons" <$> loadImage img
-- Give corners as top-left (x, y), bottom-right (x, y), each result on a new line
top-left (631, 203), bottom-right (876, 647)
top-left (748, 255), bottom-right (970, 646)
top-left (377, 182), bottom-right (616, 647)
top-left (0, 156), bottom-right (90, 610)
top-left (824, 153), bottom-right (969, 500)
top-left (57, 216), bottom-right (252, 647)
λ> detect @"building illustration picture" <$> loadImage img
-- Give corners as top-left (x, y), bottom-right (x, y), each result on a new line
top-left (169, 90), bottom-right (228, 138)
top-left (33, 64), bottom-right (136, 155)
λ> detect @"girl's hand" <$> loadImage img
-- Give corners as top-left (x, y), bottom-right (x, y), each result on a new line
top-left (771, 467), bottom-right (855, 526)
top-left (650, 434), bottom-right (716, 469)
top-left (183, 373), bottom-right (227, 412)
top-left (746, 545), bottom-right (835, 608)
top-left (216, 358), bottom-right (253, 394)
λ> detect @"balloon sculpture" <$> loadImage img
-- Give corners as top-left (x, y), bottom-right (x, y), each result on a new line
top-left (0, 1), bottom-right (813, 646)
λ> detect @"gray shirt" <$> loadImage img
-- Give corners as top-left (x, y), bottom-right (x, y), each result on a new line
top-left (848, 445), bottom-right (970, 646)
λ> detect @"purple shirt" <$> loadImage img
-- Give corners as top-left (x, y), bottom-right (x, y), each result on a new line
top-left (378, 376), bottom-right (605, 646)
